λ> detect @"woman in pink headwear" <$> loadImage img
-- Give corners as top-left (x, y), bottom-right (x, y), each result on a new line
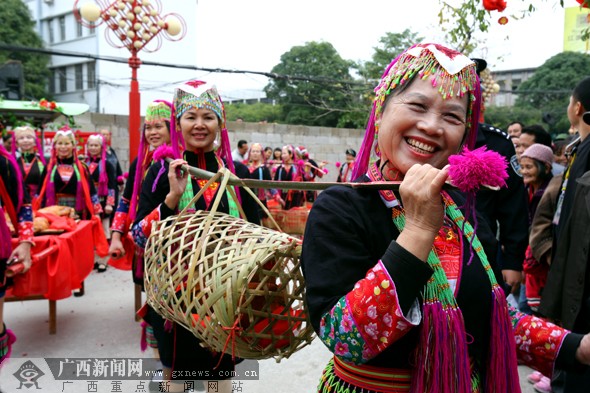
top-left (37, 128), bottom-right (102, 219)
top-left (132, 81), bottom-right (260, 393)
top-left (12, 125), bottom-right (46, 198)
top-left (109, 100), bottom-right (172, 280)
top-left (85, 134), bottom-right (117, 272)
top-left (247, 142), bottom-right (274, 218)
top-left (273, 144), bottom-right (304, 210)
top-left (301, 43), bottom-right (590, 393)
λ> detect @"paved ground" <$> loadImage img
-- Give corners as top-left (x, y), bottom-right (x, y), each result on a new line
top-left (1, 266), bottom-right (538, 392)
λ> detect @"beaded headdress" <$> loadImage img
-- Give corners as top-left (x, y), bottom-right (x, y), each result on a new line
top-left (172, 80), bottom-right (234, 174)
top-left (145, 101), bottom-right (172, 125)
top-left (353, 43), bottom-right (481, 179)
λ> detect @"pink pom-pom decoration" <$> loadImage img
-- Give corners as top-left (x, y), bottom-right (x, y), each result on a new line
top-left (117, 175), bottom-right (124, 184)
top-left (323, 169), bottom-right (329, 174)
top-left (153, 144), bottom-right (175, 162)
top-left (448, 146), bottom-right (508, 192)
top-left (123, 171), bottom-right (129, 179)
top-left (335, 162), bottom-right (342, 168)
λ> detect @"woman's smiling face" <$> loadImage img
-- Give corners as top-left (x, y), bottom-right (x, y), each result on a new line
top-left (54, 135), bottom-right (75, 159)
top-left (377, 75), bottom-right (468, 178)
top-left (178, 108), bottom-right (219, 152)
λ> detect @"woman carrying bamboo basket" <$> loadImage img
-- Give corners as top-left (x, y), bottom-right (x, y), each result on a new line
top-left (132, 80), bottom-right (260, 393)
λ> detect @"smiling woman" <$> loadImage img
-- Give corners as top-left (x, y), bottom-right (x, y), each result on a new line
top-left (301, 42), bottom-right (590, 393)
top-left (131, 81), bottom-right (261, 393)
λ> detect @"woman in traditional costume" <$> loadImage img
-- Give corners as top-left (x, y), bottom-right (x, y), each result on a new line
top-left (336, 148), bottom-right (356, 183)
top-left (12, 125), bottom-right (45, 198)
top-left (85, 134), bottom-right (116, 272)
top-left (37, 128), bottom-right (102, 219)
top-left (247, 142), bottom-right (273, 219)
top-left (273, 144), bottom-right (304, 210)
top-left (109, 100), bottom-right (172, 283)
top-left (0, 143), bottom-right (33, 364)
top-left (132, 81), bottom-right (259, 393)
top-left (301, 43), bottom-right (590, 393)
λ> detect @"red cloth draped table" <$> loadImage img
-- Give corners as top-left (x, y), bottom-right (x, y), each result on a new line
top-left (7, 218), bottom-right (108, 334)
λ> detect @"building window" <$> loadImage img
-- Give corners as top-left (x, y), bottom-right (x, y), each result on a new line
top-left (59, 15), bottom-right (66, 41)
top-left (58, 67), bottom-right (67, 93)
top-left (75, 64), bottom-right (83, 90)
top-left (47, 18), bottom-right (54, 44)
top-left (87, 62), bottom-right (96, 89)
top-left (49, 69), bottom-right (55, 94)
top-left (76, 19), bottom-right (83, 38)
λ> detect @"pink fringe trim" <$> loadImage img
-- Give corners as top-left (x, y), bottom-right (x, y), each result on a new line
top-left (140, 321), bottom-right (148, 352)
top-left (485, 286), bottom-right (520, 393)
top-left (411, 302), bottom-right (471, 393)
top-left (0, 328), bottom-right (17, 366)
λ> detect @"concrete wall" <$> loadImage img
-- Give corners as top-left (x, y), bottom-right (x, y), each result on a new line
top-left (70, 113), bottom-right (366, 183)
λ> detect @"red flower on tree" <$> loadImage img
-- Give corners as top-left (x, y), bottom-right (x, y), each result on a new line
top-left (483, 0), bottom-right (507, 12)
top-left (576, 0), bottom-right (589, 8)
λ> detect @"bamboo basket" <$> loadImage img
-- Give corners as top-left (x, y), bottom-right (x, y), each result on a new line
top-left (144, 169), bottom-right (314, 361)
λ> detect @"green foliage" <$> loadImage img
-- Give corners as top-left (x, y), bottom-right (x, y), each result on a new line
top-left (438, 0), bottom-right (490, 53)
top-left (514, 51), bottom-right (590, 135)
top-left (264, 41), bottom-right (359, 127)
top-left (0, 0), bottom-right (50, 100)
top-left (225, 102), bottom-right (283, 123)
top-left (357, 30), bottom-right (424, 82)
top-left (483, 105), bottom-right (543, 131)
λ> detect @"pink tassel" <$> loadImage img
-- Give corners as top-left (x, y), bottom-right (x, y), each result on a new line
top-left (411, 303), bottom-right (471, 393)
top-left (0, 207), bottom-right (13, 259)
top-left (152, 144), bottom-right (175, 192)
top-left (46, 176), bottom-right (56, 207)
top-left (75, 180), bottom-right (85, 212)
top-left (448, 146), bottom-right (508, 193)
top-left (0, 328), bottom-right (16, 366)
top-left (140, 321), bottom-right (148, 352)
top-left (164, 320), bottom-right (173, 333)
top-left (485, 286), bottom-right (520, 393)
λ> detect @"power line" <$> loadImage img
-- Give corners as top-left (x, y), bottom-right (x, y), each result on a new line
top-left (0, 43), bottom-right (370, 88)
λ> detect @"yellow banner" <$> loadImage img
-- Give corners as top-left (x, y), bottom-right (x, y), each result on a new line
top-left (563, 6), bottom-right (590, 52)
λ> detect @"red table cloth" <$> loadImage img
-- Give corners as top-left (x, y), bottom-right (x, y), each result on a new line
top-left (8, 218), bottom-right (107, 300)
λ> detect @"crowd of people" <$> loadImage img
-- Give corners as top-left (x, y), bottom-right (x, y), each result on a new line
top-left (0, 40), bottom-right (589, 393)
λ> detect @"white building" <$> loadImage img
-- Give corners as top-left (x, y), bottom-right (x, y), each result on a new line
top-left (24, 0), bottom-right (199, 115)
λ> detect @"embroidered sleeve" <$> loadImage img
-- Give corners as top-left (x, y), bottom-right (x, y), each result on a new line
top-left (107, 188), bottom-right (115, 207)
top-left (111, 197), bottom-right (130, 233)
top-left (17, 204), bottom-right (34, 245)
top-left (510, 305), bottom-right (568, 377)
top-left (318, 261), bottom-right (421, 364)
top-left (91, 194), bottom-right (103, 215)
top-left (131, 205), bottom-right (163, 249)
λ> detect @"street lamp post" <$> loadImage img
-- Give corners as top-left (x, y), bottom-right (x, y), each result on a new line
top-left (74, 0), bottom-right (186, 162)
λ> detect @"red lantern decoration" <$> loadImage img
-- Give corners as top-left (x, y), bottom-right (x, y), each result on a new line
top-left (483, 0), bottom-right (507, 12)
top-left (576, 0), bottom-right (589, 9)
top-left (498, 16), bottom-right (509, 25)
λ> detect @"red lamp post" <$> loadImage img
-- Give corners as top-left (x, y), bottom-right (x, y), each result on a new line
top-left (74, 0), bottom-right (186, 162)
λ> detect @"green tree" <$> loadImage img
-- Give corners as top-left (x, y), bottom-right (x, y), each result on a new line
top-left (483, 105), bottom-right (542, 131)
top-left (225, 102), bottom-right (283, 123)
top-left (264, 41), bottom-right (358, 128)
top-left (514, 51), bottom-right (590, 135)
top-left (358, 30), bottom-right (424, 82)
top-left (0, 0), bottom-right (50, 100)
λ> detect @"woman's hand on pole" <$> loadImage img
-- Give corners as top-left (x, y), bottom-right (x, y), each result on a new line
top-left (396, 164), bottom-right (449, 262)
